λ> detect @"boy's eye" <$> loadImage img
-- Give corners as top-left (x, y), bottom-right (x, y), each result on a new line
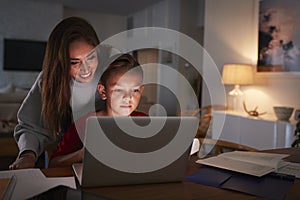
top-left (113, 89), bottom-right (123, 92)
top-left (132, 89), bottom-right (140, 93)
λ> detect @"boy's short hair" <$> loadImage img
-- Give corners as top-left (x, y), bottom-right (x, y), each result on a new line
top-left (100, 54), bottom-right (143, 86)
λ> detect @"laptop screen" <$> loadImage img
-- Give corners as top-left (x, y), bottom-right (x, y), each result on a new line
top-left (73, 116), bottom-right (198, 187)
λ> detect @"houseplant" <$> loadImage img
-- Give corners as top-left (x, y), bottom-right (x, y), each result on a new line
top-left (292, 121), bottom-right (300, 147)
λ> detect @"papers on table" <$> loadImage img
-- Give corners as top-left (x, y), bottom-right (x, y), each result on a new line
top-left (0, 168), bottom-right (76, 200)
top-left (277, 162), bottom-right (300, 178)
top-left (190, 138), bottom-right (200, 155)
top-left (0, 175), bottom-right (16, 200)
top-left (196, 151), bottom-right (289, 177)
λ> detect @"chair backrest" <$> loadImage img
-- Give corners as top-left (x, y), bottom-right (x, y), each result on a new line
top-left (179, 105), bottom-right (227, 138)
top-left (180, 105), bottom-right (258, 156)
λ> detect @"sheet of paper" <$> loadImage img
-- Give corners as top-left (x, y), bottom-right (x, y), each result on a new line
top-left (0, 168), bottom-right (76, 200)
top-left (277, 162), bottom-right (300, 178)
top-left (196, 156), bottom-right (274, 177)
top-left (218, 151), bottom-right (289, 168)
top-left (47, 177), bottom-right (76, 189)
top-left (190, 138), bottom-right (200, 155)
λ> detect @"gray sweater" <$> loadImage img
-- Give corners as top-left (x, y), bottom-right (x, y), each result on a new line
top-left (14, 72), bottom-right (103, 157)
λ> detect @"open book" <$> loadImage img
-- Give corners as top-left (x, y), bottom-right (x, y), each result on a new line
top-left (0, 168), bottom-right (76, 200)
top-left (196, 151), bottom-right (289, 177)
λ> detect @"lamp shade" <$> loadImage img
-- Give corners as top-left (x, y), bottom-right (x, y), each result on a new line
top-left (222, 64), bottom-right (253, 85)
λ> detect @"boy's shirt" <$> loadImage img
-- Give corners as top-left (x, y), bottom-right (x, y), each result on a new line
top-left (50, 111), bottom-right (147, 159)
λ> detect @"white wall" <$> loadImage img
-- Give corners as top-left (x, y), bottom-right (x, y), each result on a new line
top-left (0, 1), bottom-right (127, 89)
top-left (0, 0), bottom-right (63, 89)
top-left (64, 8), bottom-right (127, 41)
top-left (202, 0), bottom-right (300, 116)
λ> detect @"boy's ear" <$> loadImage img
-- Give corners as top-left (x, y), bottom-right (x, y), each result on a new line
top-left (97, 84), bottom-right (107, 100)
top-left (140, 85), bottom-right (144, 93)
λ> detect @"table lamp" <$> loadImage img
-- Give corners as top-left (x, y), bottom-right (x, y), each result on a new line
top-left (222, 64), bottom-right (253, 111)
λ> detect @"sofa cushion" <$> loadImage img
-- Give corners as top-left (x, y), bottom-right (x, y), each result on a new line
top-left (0, 91), bottom-right (28, 103)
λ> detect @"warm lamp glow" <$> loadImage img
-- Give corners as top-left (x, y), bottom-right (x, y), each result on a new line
top-left (222, 64), bottom-right (253, 85)
top-left (222, 64), bottom-right (254, 111)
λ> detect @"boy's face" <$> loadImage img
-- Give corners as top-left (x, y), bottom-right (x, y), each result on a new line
top-left (98, 71), bottom-right (144, 116)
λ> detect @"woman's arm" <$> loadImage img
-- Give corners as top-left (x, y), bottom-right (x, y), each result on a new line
top-left (15, 73), bottom-right (55, 155)
top-left (10, 73), bottom-right (56, 169)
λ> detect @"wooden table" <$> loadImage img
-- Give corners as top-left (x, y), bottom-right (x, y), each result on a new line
top-left (42, 148), bottom-right (300, 200)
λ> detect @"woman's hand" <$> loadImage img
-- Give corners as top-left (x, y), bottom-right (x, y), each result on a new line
top-left (9, 151), bottom-right (36, 170)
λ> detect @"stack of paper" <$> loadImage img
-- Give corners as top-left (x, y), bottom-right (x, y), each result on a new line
top-left (196, 151), bottom-right (290, 177)
top-left (0, 168), bottom-right (76, 200)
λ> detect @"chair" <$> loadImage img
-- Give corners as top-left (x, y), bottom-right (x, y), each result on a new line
top-left (42, 142), bottom-right (58, 168)
top-left (179, 105), bottom-right (258, 156)
top-left (179, 105), bottom-right (227, 138)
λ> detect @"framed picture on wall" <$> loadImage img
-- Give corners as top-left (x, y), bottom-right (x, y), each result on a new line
top-left (257, 0), bottom-right (300, 73)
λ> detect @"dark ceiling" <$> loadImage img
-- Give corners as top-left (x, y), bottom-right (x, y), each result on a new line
top-left (38, 0), bottom-right (163, 15)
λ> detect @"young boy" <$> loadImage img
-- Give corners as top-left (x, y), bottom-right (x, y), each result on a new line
top-left (49, 54), bottom-right (146, 167)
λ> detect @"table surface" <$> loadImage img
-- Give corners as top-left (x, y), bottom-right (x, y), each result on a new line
top-left (42, 148), bottom-right (300, 200)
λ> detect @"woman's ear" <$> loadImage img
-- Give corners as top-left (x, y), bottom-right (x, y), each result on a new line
top-left (97, 84), bottom-right (107, 100)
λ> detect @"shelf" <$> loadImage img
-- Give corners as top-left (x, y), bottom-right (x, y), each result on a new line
top-left (212, 111), bottom-right (297, 150)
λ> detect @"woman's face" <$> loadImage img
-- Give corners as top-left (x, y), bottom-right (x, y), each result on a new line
top-left (69, 39), bottom-right (98, 83)
top-left (98, 71), bottom-right (144, 116)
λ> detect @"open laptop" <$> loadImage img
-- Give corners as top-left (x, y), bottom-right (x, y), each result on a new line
top-left (73, 116), bottom-right (198, 187)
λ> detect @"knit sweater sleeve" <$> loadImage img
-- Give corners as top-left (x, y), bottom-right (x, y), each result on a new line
top-left (14, 72), bottom-right (55, 157)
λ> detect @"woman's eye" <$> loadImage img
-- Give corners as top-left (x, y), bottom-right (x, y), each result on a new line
top-left (70, 59), bottom-right (82, 66)
top-left (71, 61), bottom-right (80, 65)
top-left (87, 55), bottom-right (96, 61)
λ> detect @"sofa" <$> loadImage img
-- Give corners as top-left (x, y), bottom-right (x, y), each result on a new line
top-left (0, 84), bottom-right (28, 134)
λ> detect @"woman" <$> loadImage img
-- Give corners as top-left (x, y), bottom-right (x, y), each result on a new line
top-left (9, 16), bottom-right (103, 169)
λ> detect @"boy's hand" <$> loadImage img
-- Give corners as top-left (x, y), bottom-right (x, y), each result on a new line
top-left (78, 147), bottom-right (84, 161)
top-left (9, 151), bottom-right (36, 170)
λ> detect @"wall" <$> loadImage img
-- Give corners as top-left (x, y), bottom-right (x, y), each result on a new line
top-left (128, 0), bottom-right (204, 115)
top-left (0, 1), bottom-right (127, 89)
top-left (64, 8), bottom-right (127, 41)
top-left (202, 0), bottom-right (300, 115)
top-left (0, 0), bottom-right (63, 89)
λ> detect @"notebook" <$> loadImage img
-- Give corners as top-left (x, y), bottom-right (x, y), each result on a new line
top-left (72, 116), bottom-right (198, 187)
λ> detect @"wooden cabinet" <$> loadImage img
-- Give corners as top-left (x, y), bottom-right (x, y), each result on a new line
top-left (211, 111), bottom-right (297, 150)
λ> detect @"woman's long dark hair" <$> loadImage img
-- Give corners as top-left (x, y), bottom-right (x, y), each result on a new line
top-left (41, 17), bottom-right (100, 137)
